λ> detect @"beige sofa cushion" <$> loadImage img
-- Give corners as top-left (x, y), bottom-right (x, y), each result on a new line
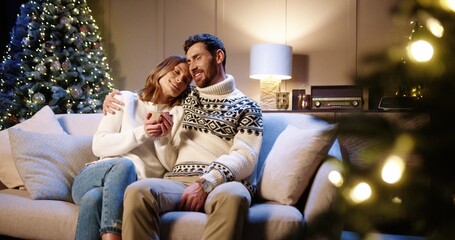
top-left (0, 106), bottom-right (66, 188)
top-left (259, 123), bottom-right (338, 205)
top-left (8, 128), bottom-right (96, 202)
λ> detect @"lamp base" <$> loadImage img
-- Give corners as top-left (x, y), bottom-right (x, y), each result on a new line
top-left (259, 79), bottom-right (281, 110)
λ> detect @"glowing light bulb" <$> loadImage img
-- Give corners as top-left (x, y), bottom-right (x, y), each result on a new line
top-left (407, 40), bottom-right (434, 62)
top-left (440, 0), bottom-right (455, 12)
top-left (328, 170), bottom-right (344, 187)
top-left (350, 182), bottom-right (372, 204)
top-left (426, 18), bottom-right (444, 38)
top-left (392, 196), bottom-right (402, 204)
top-left (382, 155), bottom-right (405, 184)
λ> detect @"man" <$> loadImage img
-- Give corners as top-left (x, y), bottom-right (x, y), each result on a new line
top-left (106, 33), bottom-right (263, 240)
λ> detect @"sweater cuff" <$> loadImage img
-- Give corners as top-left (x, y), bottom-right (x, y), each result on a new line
top-left (133, 126), bottom-right (148, 145)
top-left (202, 169), bottom-right (224, 190)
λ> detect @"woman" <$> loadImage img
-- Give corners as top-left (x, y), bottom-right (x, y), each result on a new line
top-left (71, 55), bottom-right (192, 240)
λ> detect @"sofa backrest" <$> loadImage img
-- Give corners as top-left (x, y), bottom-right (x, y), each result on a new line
top-left (56, 112), bottom-right (342, 159)
top-left (56, 113), bottom-right (103, 135)
top-left (56, 112), bottom-right (342, 178)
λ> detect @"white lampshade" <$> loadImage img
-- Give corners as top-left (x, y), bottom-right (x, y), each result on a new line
top-left (249, 43), bottom-right (292, 80)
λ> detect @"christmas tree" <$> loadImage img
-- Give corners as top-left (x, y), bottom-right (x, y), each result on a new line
top-left (0, 0), bottom-right (113, 130)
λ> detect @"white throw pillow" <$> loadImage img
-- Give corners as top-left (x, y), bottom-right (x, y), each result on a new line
top-left (259, 124), bottom-right (338, 205)
top-left (8, 128), bottom-right (97, 202)
top-left (0, 106), bottom-right (66, 188)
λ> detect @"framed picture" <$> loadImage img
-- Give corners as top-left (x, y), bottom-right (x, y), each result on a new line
top-left (292, 89), bottom-right (308, 110)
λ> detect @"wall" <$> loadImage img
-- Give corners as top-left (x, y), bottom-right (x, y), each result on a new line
top-left (89, 0), bottom-right (402, 108)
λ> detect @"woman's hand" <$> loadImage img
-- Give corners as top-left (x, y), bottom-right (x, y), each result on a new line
top-left (159, 112), bottom-right (173, 136)
top-left (103, 89), bottom-right (124, 115)
top-left (144, 112), bottom-right (174, 137)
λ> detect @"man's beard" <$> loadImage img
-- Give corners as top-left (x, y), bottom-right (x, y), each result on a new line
top-left (196, 60), bottom-right (218, 88)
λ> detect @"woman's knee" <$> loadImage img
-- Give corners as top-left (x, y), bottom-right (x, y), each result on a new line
top-left (80, 187), bottom-right (103, 208)
top-left (110, 159), bottom-right (137, 183)
top-left (113, 158), bottom-right (136, 173)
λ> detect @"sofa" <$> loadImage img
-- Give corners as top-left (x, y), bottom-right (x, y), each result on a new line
top-left (0, 106), bottom-right (345, 240)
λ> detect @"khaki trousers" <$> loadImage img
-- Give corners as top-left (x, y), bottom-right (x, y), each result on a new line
top-left (122, 176), bottom-right (251, 240)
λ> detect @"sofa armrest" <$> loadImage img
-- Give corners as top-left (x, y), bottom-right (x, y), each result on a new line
top-left (303, 158), bottom-right (343, 233)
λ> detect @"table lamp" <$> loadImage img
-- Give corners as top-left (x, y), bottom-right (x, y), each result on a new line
top-left (250, 43), bottom-right (292, 110)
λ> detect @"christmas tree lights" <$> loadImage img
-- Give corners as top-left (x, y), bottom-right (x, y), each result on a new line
top-left (0, 0), bottom-right (113, 130)
top-left (329, 0), bottom-right (455, 238)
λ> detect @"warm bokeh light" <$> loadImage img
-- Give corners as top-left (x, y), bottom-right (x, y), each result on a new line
top-left (426, 17), bottom-right (444, 38)
top-left (395, 134), bottom-right (415, 155)
top-left (407, 40), bottom-right (434, 62)
top-left (392, 196), bottom-right (402, 204)
top-left (349, 182), bottom-right (372, 204)
top-left (440, 0), bottom-right (455, 12)
top-left (382, 155), bottom-right (405, 184)
top-left (328, 170), bottom-right (344, 187)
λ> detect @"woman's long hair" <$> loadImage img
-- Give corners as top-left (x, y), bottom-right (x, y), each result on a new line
top-left (137, 55), bottom-right (190, 106)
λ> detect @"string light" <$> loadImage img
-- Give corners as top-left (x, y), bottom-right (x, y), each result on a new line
top-left (440, 0), bottom-right (455, 12)
top-left (426, 17), bottom-right (444, 37)
top-left (328, 170), bottom-right (344, 187)
top-left (381, 155), bottom-right (405, 184)
top-left (349, 182), bottom-right (372, 204)
top-left (407, 39), bottom-right (434, 62)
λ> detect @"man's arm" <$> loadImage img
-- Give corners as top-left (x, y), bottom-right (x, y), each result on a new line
top-left (204, 105), bottom-right (263, 188)
top-left (103, 89), bottom-right (124, 115)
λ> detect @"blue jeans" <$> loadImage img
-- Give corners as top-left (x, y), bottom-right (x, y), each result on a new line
top-left (72, 158), bottom-right (137, 240)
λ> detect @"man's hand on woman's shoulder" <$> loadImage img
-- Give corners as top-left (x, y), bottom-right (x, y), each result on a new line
top-left (103, 89), bottom-right (124, 115)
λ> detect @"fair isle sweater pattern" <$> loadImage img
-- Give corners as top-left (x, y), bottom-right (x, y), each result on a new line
top-left (182, 89), bottom-right (263, 140)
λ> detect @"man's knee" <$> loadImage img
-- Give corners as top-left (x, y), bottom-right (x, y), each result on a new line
top-left (208, 182), bottom-right (251, 208)
top-left (124, 181), bottom-right (149, 208)
top-left (124, 180), bottom-right (162, 212)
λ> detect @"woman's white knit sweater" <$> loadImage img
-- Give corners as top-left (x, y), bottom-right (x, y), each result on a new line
top-left (170, 75), bottom-right (263, 195)
top-left (92, 91), bottom-right (184, 180)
